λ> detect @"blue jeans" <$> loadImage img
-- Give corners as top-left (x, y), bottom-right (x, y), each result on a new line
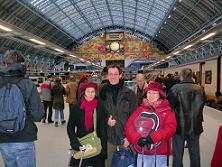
top-left (54, 109), bottom-right (64, 122)
top-left (137, 154), bottom-right (167, 167)
top-left (0, 142), bottom-right (36, 167)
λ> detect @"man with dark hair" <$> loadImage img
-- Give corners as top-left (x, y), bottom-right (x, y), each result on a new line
top-left (99, 64), bottom-right (138, 166)
top-left (0, 50), bottom-right (44, 167)
top-left (167, 68), bottom-right (206, 167)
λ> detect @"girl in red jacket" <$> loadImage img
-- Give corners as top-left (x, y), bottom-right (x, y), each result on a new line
top-left (125, 82), bottom-right (176, 167)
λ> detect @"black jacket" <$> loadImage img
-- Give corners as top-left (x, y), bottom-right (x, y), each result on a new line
top-left (67, 100), bottom-right (107, 167)
top-left (167, 80), bottom-right (206, 136)
top-left (0, 63), bottom-right (44, 143)
top-left (99, 81), bottom-right (138, 145)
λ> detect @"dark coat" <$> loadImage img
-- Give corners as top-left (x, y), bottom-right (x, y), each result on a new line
top-left (67, 100), bottom-right (107, 167)
top-left (51, 83), bottom-right (66, 110)
top-left (167, 80), bottom-right (206, 136)
top-left (0, 63), bottom-right (44, 143)
top-left (99, 81), bottom-right (138, 145)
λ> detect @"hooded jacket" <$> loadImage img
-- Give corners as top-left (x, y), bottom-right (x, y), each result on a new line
top-left (0, 63), bottom-right (44, 143)
top-left (125, 99), bottom-right (176, 155)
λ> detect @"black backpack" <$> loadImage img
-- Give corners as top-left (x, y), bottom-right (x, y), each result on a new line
top-left (0, 79), bottom-right (26, 133)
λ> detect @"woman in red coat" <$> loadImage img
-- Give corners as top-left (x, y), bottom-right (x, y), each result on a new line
top-left (125, 82), bottom-right (177, 167)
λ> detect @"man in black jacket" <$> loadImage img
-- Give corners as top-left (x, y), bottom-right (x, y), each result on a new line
top-left (0, 50), bottom-right (44, 167)
top-left (167, 68), bottom-right (205, 167)
top-left (99, 64), bottom-right (137, 166)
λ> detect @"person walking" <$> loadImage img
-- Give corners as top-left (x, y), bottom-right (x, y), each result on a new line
top-left (67, 82), bottom-right (107, 167)
top-left (0, 50), bottom-right (44, 167)
top-left (125, 82), bottom-right (176, 167)
top-left (99, 64), bottom-right (137, 166)
top-left (167, 68), bottom-right (206, 167)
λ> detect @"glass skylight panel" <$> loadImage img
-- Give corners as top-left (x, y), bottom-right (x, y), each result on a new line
top-left (73, 32), bottom-right (82, 39)
top-left (125, 22), bottom-right (134, 28)
top-left (62, 6), bottom-right (73, 13)
top-left (111, 11), bottom-right (122, 17)
top-left (39, 3), bottom-right (56, 13)
top-left (125, 14), bottom-right (135, 20)
top-left (77, 0), bottom-right (92, 10)
top-left (97, 6), bottom-right (107, 11)
top-left (75, 17), bottom-right (87, 24)
top-left (113, 17), bottom-right (123, 24)
top-left (123, 0), bottom-right (136, 8)
top-left (136, 11), bottom-right (149, 18)
top-left (124, 7), bottom-right (135, 14)
top-left (100, 16), bottom-right (111, 22)
top-left (92, 0), bottom-right (106, 5)
top-left (109, 0), bottom-right (121, 6)
top-left (98, 11), bottom-right (110, 18)
top-left (103, 21), bottom-right (113, 26)
top-left (56, 1), bottom-right (71, 9)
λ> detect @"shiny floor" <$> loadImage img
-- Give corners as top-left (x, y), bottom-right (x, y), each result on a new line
top-left (0, 105), bottom-right (222, 167)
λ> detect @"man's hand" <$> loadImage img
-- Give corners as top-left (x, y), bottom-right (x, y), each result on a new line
top-left (107, 115), bottom-right (116, 127)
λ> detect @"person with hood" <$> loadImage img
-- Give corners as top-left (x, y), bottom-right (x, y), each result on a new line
top-left (125, 82), bottom-right (176, 167)
top-left (67, 82), bottom-right (107, 167)
top-left (0, 50), bottom-right (44, 167)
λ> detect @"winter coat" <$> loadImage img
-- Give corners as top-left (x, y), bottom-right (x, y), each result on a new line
top-left (41, 80), bottom-right (52, 101)
top-left (125, 99), bottom-right (176, 155)
top-left (99, 81), bottom-right (138, 145)
top-left (67, 100), bottom-right (107, 167)
top-left (167, 80), bottom-right (206, 136)
top-left (65, 81), bottom-right (77, 104)
top-left (0, 63), bottom-right (44, 143)
top-left (51, 83), bottom-right (66, 110)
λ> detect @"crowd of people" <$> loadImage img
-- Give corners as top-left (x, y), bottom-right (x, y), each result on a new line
top-left (0, 50), bottom-right (206, 167)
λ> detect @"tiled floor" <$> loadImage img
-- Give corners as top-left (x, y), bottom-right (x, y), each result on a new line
top-left (0, 105), bottom-right (222, 167)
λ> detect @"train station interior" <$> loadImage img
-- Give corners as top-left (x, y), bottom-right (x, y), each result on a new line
top-left (1, 0), bottom-right (222, 167)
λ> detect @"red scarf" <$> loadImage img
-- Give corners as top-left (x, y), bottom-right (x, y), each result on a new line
top-left (80, 97), bottom-right (98, 131)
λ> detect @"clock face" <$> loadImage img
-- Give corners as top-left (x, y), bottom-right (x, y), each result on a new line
top-left (110, 41), bottom-right (120, 51)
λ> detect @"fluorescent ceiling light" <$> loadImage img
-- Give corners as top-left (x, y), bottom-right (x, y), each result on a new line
top-left (173, 51), bottom-right (180, 55)
top-left (54, 48), bottom-right (64, 53)
top-left (0, 25), bottom-right (12, 32)
top-left (69, 54), bottom-right (76, 58)
top-left (200, 32), bottom-right (216, 41)
top-left (29, 38), bottom-right (45, 45)
top-left (183, 45), bottom-right (193, 49)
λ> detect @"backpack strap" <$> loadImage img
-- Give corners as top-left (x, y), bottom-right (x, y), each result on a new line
top-left (93, 109), bottom-right (97, 135)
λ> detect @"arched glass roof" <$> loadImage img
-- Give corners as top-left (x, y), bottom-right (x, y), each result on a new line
top-left (20, 0), bottom-right (175, 41)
